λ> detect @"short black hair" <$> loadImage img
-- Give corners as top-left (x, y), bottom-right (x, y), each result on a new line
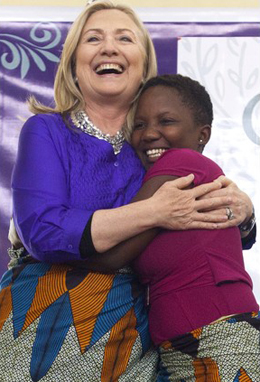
top-left (139, 74), bottom-right (213, 126)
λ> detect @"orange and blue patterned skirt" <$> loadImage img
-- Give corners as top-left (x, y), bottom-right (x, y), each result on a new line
top-left (157, 311), bottom-right (260, 382)
top-left (0, 255), bottom-right (158, 381)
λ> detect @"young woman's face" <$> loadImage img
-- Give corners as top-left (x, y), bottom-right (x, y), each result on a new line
top-left (75, 9), bottom-right (145, 105)
top-left (131, 85), bottom-right (204, 169)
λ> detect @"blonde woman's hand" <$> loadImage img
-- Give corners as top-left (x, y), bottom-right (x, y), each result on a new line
top-left (149, 174), bottom-right (232, 231)
top-left (198, 175), bottom-right (254, 228)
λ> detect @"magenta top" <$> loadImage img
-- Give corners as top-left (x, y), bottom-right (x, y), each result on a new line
top-left (134, 149), bottom-right (258, 345)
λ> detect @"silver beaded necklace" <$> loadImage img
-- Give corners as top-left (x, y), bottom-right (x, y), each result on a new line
top-left (71, 110), bottom-right (125, 155)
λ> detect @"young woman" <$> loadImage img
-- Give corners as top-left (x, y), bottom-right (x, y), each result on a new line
top-left (131, 74), bottom-right (259, 382)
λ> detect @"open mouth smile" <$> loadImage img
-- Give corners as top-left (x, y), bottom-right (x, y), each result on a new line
top-left (95, 63), bottom-right (124, 75)
top-left (146, 148), bottom-right (167, 159)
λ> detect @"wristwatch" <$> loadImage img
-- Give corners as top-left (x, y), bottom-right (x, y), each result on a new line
top-left (239, 208), bottom-right (256, 233)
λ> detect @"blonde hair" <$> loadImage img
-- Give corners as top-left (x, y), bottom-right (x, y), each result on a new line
top-left (29, 0), bottom-right (158, 127)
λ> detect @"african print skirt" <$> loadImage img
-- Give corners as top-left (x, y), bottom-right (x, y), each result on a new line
top-left (157, 311), bottom-right (260, 382)
top-left (0, 256), bottom-right (158, 382)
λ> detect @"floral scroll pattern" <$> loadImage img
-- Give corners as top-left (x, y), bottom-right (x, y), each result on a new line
top-left (179, 36), bottom-right (260, 123)
top-left (0, 23), bottom-right (61, 79)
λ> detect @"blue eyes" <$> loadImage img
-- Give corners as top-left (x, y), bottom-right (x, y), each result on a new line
top-left (119, 36), bottom-right (133, 42)
top-left (86, 35), bottom-right (133, 43)
top-left (87, 36), bottom-right (99, 42)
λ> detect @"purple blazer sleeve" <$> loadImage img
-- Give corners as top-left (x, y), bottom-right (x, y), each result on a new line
top-left (12, 114), bottom-right (92, 262)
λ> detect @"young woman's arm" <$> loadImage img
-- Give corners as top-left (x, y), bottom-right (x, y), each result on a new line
top-left (78, 174), bottom-right (183, 271)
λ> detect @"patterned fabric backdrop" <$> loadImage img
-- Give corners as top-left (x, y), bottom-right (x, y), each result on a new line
top-left (0, 19), bottom-right (259, 300)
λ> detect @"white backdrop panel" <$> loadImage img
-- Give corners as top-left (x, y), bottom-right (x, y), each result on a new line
top-left (178, 36), bottom-right (260, 302)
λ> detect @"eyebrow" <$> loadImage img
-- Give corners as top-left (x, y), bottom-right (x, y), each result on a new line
top-left (83, 28), bottom-right (136, 36)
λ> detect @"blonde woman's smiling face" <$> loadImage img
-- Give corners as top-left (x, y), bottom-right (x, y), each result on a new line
top-left (75, 9), bottom-right (145, 105)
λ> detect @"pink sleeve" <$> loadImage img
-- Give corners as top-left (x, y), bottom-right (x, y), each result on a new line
top-left (143, 148), bottom-right (224, 186)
